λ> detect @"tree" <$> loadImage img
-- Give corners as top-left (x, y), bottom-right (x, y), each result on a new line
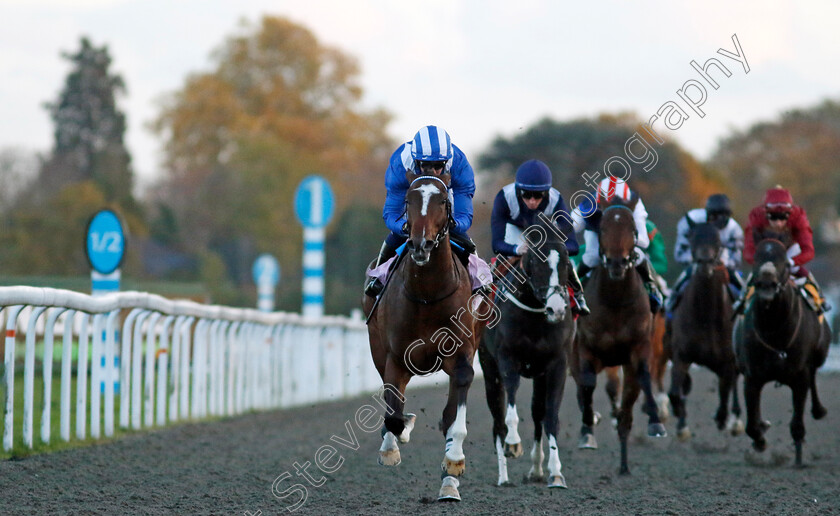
top-left (151, 16), bottom-right (394, 308)
top-left (478, 113), bottom-right (723, 281)
top-left (40, 37), bottom-right (135, 209)
top-left (710, 99), bottom-right (840, 230)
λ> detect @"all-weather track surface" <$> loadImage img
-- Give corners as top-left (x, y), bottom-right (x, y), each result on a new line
top-left (2, 369), bottom-right (840, 515)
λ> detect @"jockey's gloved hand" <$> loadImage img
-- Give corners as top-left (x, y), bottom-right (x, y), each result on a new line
top-left (401, 221), bottom-right (409, 236)
top-left (515, 243), bottom-right (528, 256)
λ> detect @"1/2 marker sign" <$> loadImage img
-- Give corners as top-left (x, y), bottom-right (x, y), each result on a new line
top-left (85, 209), bottom-right (126, 274)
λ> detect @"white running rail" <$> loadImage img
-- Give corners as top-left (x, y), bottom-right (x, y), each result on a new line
top-left (0, 286), bottom-right (387, 451)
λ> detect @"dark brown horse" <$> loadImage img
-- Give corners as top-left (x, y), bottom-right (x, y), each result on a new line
top-left (733, 238), bottom-right (830, 466)
top-left (571, 205), bottom-right (666, 474)
top-left (363, 174), bottom-right (487, 501)
top-left (478, 216), bottom-right (575, 489)
top-left (666, 222), bottom-right (743, 441)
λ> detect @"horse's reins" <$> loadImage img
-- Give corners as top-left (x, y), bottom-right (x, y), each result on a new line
top-left (498, 259), bottom-right (563, 314)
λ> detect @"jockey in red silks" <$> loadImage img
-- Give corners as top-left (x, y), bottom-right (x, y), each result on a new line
top-left (737, 185), bottom-right (830, 313)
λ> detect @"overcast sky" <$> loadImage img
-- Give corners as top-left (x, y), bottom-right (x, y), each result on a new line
top-left (2, 0), bottom-right (839, 188)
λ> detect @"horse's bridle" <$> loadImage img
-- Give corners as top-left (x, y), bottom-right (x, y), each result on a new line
top-left (404, 175), bottom-right (455, 250)
top-left (598, 205), bottom-right (637, 271)
top-left (501, 255), bottom-right (567, 315)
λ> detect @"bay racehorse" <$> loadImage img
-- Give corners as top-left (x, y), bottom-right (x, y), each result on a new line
top-left (478, 216), bottom-right (575, 489)
top-left (363, 174), bottom-right (488, 501)
top-left (570, 205), bottom-right (666, 474)
top-left (602, 308), bottom-right (669, 427)
top-left (666, 221), bottom-right (743, 441)
top-left (733, 238), bottom-right (830, 466)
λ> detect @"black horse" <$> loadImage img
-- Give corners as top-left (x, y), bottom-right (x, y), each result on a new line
top-left (571, 205), bottom-right (666, 475)
top-left (666, 222), bottom-right (743, 441)
top-left (478, 217), bottom-right (575, 488)
top-left (733, 238), bottom-right (830, 466)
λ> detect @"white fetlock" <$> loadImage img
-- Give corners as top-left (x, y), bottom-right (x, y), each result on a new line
top-left (398, 413), bottom-right (416, 443)
top-left (495, 436), bottom-right (510, 486)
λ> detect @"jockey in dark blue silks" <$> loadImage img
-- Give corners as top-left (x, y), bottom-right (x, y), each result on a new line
top-left (365, 125), bottom-right (478, 298)
top-left (490, 159), bottom-right (590, 316)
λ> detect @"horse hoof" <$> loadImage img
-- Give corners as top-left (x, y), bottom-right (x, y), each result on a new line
top-left (498, 480), bottom-right (515, 487)
top-left (619, 466), bottom-right (631, 476)
top-left (548, 474), bottom-right (568, 489)
top-left (438, 476), bottom-right (461, 502)
top-left (759, 420), bottom-right (771, 432)
top-left (655, 393), bottom-right (670, 422)
top-left (648, 422), bottom-right (667, 438)
top-left (726, 416), bottom-right (745, 436)
top-left (526, 468), bottom-right (545, 483)
top-left (504, 442), bottom-right (523, 459)
top-left (398, 413), bottom-right (416, 443)
top-left (813, 405), bottom-right (827, 420)
top-left (378, 449), bottom-right (401, 466)
top-left (677, 426), bottom-right (692, 442)
top-left (442, 457), bottom-right (466, 477)
top-left (752, 438), bottom-right (767, 453)
top-left (578, 433), bottom-right (598, 450)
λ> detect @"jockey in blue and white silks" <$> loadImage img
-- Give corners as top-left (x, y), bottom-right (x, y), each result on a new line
top-left (490, 159), bottom-right (590, 315)
top-left (365, 125), bottom-right (484, 298)
top-left (571, 176), bottom-right (664, 312)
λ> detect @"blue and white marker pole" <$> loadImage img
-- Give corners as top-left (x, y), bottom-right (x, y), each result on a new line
top-left (85, 209), bottom-right (126, 396)
top-left (252, 253), bottom-right (280, 312)
top-left (294, 176), bottom-right (335, 318)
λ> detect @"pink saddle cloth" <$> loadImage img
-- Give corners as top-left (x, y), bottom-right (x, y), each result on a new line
top-left (367, 253), bottom-right (492, 291)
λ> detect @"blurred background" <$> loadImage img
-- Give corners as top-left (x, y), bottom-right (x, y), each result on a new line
top-left (0, 1), bottom-right (837, 319)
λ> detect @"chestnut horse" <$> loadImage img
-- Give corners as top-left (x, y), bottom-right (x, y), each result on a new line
top-left (733, 238), bottom-right (829, 466)
top-left (571, 205), bottom-right (666, 474)
top-left (478, 216), bottom-right (575, 489)
top-left (363, 174), bottom-right (487, 501)
top-left (666, 222), bottom-right (742, 441)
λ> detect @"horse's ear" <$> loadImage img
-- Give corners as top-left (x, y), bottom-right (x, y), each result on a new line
top-left (685, 214), bottom-right (696, 230)
top-left (438, 171), bottom-right (452, 188)
top-left (404, 169), bottom-right (416, 183)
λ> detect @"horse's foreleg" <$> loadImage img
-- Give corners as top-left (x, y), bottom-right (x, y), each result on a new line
top-left (542, 360), bottom-right (568, 489)
top-left (528, 375), bottom-right (547, 482)
top-left (714, 367), bottom-right (735, 431)
top-left (378, 358), bottom-right (410, 466)
top-left (743, 376), bottom-right (768, 452)
top-left (499, 358), bottom-right (524, 458)
top-left (605, 366), bottom-right (622, 427)
top-left (810, 366), bottom-right (827, 420)
top-left (440, 357), bottom-right (474, 477)
top-left (668, 357), bottom-right (691, 441)
top-left (725, 371), bottom-right (745, 435)
top-left (477, 345), bottom-right (510, 486)
top-left (637, 358), bottom-right (666, 437)
top-left (618, 364), bottom-right (642, 475)
top-left (438, 356), bottom-right (474, 502)
top-left (790, 375), bottom-right (809, 467)
top-left (577, 359), bottom-right (598, 450)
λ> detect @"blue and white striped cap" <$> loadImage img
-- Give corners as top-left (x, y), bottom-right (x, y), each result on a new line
top-left (411, 125), bottom-right (453, 162)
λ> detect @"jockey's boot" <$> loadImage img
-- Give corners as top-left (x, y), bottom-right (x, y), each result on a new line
top-left (450, 232), bottom-right (476, 267)
top-left (799, 272), bottom-right (831, 313)
top-left (665, 267), bottom-right (691, 313)
top-left (727, 268), bottom-right (746, 302)
top-left (576, 263), bottom-right (593, 288)
top-left (364, 241), bottom-right (397, 298)
top-left (567, 261), bottom-right (590, 316)
top-left (636, 258), bottom-right (663, 313)
top-left (732, 273), bottom-right (753, 317)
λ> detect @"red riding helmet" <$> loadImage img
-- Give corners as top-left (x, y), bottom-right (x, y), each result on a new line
top-left (763, 185), bottom-right (793, 213)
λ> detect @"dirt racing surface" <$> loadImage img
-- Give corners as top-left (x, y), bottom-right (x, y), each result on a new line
top-left (1, 368), bottom-right (839, 515)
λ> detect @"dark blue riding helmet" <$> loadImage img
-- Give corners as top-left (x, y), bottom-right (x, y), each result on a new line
top-left (515, 159), bottom-right (553, 191)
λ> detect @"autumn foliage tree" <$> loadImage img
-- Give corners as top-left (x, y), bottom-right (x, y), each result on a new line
top-left (151, 16), bottom-right (393, 308)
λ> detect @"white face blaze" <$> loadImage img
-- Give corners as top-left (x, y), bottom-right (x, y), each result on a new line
top-left (759, 261), bottom-right (776, 276)
top-left (545, 250), bottom-right (566, 316)
top-left (414, 183), bottom-right (441, 216)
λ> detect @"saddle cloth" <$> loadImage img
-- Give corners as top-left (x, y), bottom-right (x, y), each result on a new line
top-left (366, 249), bottom-right (492, 292)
